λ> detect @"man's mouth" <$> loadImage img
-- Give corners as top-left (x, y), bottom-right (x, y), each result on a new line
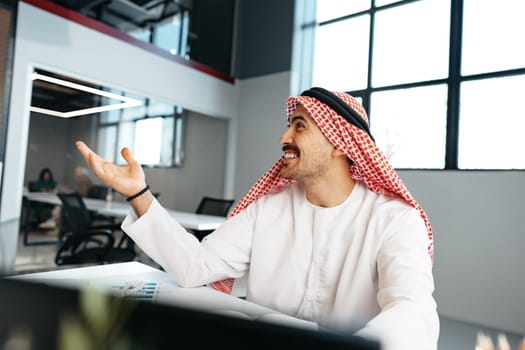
top-left (282, 146), bottom-right (299, 160)
top-left (284, 152), bottom-right (297, 160)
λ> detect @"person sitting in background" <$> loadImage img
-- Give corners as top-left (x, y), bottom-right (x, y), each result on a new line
top-left (29, 168), bottom-right (59, 229)
top-left (32, 168), bottom-right (56, 192)
top-left (74, 165), bottom-right (93, 197)
top-left (76, 87), bottom-right (439, 350)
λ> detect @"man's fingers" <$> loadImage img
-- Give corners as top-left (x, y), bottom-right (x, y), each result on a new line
top-left (120, 147), bottom-right (137, 166)
top-left (75, 141), bottom-right (91, 161)
top-left (76, 141), bottom-right (97, 169)
top-left (76, 141), bottom-right (106, 177)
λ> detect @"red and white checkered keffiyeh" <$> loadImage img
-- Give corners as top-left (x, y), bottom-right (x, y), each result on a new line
top-left (209, 91), bottom-right (434, 294)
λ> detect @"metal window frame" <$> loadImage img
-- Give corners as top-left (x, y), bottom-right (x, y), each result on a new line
top-left (310, 0), bottom-right (525, 170)
top-left (96, 102), bottom-right (185, 168)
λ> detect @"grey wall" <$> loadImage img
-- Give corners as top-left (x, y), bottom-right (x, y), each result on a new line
top-left (24, 113), bottom-right (96, 191)
top-left (234, 71), bottom-right (292, 199)
top-left (24, 114), bottom-right (70, 189)
top-left (234, 0), bottom-right (295, 79)
top-left (398, 170), bottom-right (525, 335)
top-left (63, 114), bottom-right (97, 189)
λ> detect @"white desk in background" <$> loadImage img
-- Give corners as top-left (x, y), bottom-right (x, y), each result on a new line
top-left (23, 191), bottom-right (225, 230)
top-left (22, 191), bottom-right (226, 245)
top-left (12, 261), bottom-right (317, 331)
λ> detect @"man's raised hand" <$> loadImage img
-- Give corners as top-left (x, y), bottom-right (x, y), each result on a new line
top-left (75, 141), bottom-right (146, 198)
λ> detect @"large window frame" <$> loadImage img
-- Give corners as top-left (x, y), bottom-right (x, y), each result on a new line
top-left (97, 98), bottom-right (185, 168)
top-left (303, 0), bottom-right (525, 170)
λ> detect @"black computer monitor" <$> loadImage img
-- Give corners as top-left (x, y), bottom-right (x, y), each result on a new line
top-left (0, 277), bottom-right (380, 349)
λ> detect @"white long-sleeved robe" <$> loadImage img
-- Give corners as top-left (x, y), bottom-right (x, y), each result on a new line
top-left (122, 180), bottom-right (439, 350)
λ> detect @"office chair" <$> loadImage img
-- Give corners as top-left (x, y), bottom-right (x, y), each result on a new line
top-left (86, 184), bottom-right (116, 224)
top-left (86, 185), bottom-right (109, 199)
top-left (55, 192), bottom-right (136, 265)
top-left (191, 197), bottom-right (234, 241)
top-left (27, 181), bottom-right (39, 192)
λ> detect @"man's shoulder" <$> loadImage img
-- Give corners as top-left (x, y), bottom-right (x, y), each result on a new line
top-left (256, 182), bottom-right (299, 204)
top-left (237, 183), bottom-right (297, 223)
top-left (358, 184), bottom-right (425, 238)
top-left (360, 183), bottom-right (416, 218)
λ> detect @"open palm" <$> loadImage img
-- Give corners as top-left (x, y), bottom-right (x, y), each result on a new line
top-left (76, 141), bottom-right (146, 197)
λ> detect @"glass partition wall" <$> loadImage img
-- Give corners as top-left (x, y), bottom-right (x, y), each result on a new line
top-left (26, 68), bottom-right (186, 195)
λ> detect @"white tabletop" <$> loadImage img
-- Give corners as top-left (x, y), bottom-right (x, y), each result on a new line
top-left (13, 262), bottom-right (317, 330)
top-left (23, 191), bottom-right (225, 231)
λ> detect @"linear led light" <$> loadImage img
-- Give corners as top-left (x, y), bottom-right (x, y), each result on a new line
top-left (30, 72), bottom-right (143, 118)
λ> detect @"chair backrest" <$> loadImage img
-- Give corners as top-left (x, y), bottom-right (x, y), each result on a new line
top-left (57, 192), bottom-right (92, 234)
top-left (28, 181), bottom-right (39, 192)
top-left (56, 193), bottom-right (136, 266)
top-left (86, 185), bottom-right (109, 199)
top-left (196, 197), bottom-right (235, 217)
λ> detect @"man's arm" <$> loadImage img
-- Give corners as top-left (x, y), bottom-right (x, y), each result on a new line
top-left (356, 209), bottom-right (439, 350)
top-left (122, 198), bottom-right (254, 287)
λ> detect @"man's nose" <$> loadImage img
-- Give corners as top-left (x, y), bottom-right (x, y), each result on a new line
top-left (279, 127), bottom-right (293, 145)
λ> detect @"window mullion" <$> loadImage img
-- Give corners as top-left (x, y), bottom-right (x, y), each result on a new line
top-left (363, 1), bottom-right (375, 117)
top-left (113, 108), bottom-right (124, 163)
top-left (445, 0), bottom-right (463, 169)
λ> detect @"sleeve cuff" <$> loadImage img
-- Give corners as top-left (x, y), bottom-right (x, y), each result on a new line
top-left (121, 198), bottom-right (160, 235)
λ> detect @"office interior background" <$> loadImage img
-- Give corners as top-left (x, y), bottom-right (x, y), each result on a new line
top-left (0, 0), bottom-right (524, 348)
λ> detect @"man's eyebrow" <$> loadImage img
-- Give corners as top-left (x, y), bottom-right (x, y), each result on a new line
top-left (289, 115), bottom-right (307, 124)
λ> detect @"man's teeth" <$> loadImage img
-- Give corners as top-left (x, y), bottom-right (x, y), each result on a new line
top-left (284, 153), bottom-right (297, 159)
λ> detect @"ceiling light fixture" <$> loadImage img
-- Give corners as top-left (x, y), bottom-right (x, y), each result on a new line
top-left (30, 72), bottom-right (143, 118)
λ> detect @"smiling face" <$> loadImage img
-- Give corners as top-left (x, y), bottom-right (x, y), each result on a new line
top-left (279, 104), bottom-right (337, 182)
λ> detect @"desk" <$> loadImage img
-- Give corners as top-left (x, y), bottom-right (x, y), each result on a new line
top-left (22, 192), bottom-right (226, 245)
top-left (13, 261), bottom-right (317, 330)
top-left (2, 263), bottom-right (380, 349)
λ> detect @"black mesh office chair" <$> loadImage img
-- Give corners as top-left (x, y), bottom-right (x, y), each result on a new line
top-left (191, 197), bottom-right (234, 241)
top-left (27, 181), bottom-right (39, 192)
top-left (86, 185), bottom-right (109, 199)
top-left (86, 184), bottom-right (117, 224)
top-left (55, 192), bottom-right (136, 265)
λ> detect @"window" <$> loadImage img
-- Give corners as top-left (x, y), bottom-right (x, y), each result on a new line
top-left (370, 85), bottom-right (448, 168)
top-left (97, 96), bottom-right (185, 168)
top-left (75, 2), bottom-right (192, 61)
top-left (458, 75), bottom-right (525, 169)
top-left (372, 0), bottom-right (450, 86)
top-left (96, 125), bottom-right (118, 162)
top-left (461, 0), bottom-right (525, 76)
top-left (154, 13), bottom-right (190, 57)
top-left (316, 0), bottom-right (371, 23)
top-left (126, 12), bottom-right (190, 57)
top-left (312, 14), bottom-right (370, 91)
top-left (303, 0), bottom-right (525, 169)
